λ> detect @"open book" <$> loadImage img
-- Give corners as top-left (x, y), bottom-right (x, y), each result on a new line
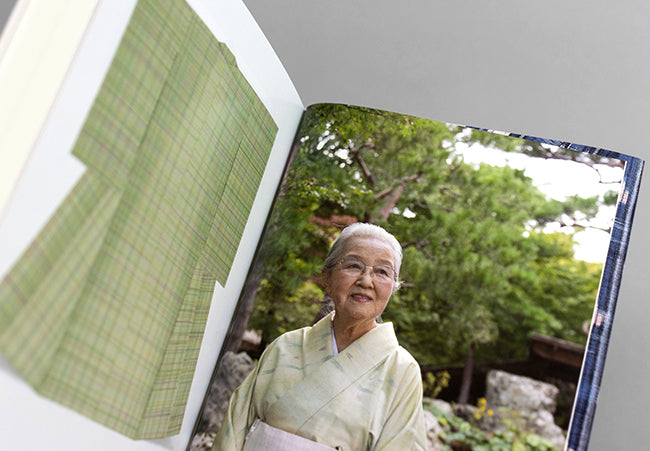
top-left (0, 0), bottom-right (643, 450)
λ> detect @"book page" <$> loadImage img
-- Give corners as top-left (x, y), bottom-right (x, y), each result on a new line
top-left (0, 0), bottom-right (302, 448)
top-left (198, 102), bottom-right (642, 451)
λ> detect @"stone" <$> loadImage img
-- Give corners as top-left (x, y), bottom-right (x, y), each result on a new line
top-left (189, 431), bottom-right (216, 451)
top-left (195, 351), bottom-right (255, 434)
top-left (423, 397), bottom-right (454, 417)
top-left (423, 409), bottom-right (444, 451)
top-left (486, 369), bottom-right (559, 413)
top-left (482, 370), bottom-right (566, 449)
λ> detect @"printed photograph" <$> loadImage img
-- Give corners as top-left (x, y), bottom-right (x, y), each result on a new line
top-left (193, 104), bottom-right (632, 450)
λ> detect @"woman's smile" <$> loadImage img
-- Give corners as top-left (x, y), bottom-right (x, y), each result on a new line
top-left (351, 293), bottom-right (373, 302)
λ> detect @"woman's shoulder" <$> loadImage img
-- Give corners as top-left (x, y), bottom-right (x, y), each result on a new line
top-left (263, 323), bottom-right (315, 350)
top-left (258, 315), bottom-right (332, 362)
top-left (391, 345), bottom-right (422, 373)
top-left (374, 322), bottom-right (420, 371)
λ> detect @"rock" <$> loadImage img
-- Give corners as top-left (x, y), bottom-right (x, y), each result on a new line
top-left (423, 409), bottom-right (445, 451)
top-left (195, 351), bottom-right (255, 434)
top-left (189, 431), bottom-right (216, 451)
top-left (529, 411), bottom-right (566, 450)
top-left (423, 397), bottom-right (454, 451)
top-left (423, 397), bottom-right (454, 417)
top-left (486, 369), bottom-right (559, 413)
top-left (482, 370), bottom-right (566, 449)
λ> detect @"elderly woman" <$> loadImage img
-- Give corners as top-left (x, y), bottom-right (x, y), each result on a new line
top-left (212, 223), bottom-right (427, 450)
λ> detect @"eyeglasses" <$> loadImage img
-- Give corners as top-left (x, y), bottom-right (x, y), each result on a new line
top-left (336, 257), bottom-right (396, 282)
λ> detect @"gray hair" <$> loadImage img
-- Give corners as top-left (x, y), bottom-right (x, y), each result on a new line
top-left (322, 223), bottom-right (403, 291)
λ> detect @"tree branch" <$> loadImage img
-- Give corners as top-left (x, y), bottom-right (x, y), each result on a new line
top-left (349, 142), bottom-right (377, 188)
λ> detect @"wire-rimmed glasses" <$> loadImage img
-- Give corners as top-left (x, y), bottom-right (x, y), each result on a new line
top-left (336, 257), bottom-right (396, 282)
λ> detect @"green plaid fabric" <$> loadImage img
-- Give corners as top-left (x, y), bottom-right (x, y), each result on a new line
top-left (0, 0), bottom-right (277, 439)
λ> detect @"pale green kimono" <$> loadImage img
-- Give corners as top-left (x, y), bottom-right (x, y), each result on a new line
top-left (212, 312), bottom-right (427, 450)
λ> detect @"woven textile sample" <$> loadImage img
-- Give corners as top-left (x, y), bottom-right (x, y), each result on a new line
top-left (0, 0), bottom-right (277, 439)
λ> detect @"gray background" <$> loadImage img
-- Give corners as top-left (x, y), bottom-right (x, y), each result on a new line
top-left (0, 1), bottom-right (9, 30)
top-left (2, 1), bottom-right (648, 449)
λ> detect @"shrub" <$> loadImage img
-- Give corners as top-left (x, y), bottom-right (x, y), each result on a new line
top-left (426, 403), bottom-right (557, 451)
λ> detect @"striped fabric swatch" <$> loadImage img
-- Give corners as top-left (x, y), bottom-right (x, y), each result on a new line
top-left (0, 0), bottom-right (277, 439)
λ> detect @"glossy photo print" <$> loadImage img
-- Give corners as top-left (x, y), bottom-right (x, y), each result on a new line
top-left (195, 104), bottom-right (642, 451)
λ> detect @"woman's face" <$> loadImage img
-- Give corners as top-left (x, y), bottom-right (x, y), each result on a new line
top-left (324, 236), bottom-right (397, 329)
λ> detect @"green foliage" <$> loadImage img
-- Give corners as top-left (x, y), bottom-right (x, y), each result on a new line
top-left (248, 103), bottom-right (608, 368)
top-left (426, 404), bottom-right (557, 451)
top-left (423, 370), bottom-right (451, 398)
top-left (478, 232), bottom-right (602, 361)
top-left (602, 190), bottom-right (619, 206)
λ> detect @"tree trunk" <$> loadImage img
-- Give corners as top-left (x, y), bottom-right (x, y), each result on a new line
top-left (457, 342), bottom-right (475, 405)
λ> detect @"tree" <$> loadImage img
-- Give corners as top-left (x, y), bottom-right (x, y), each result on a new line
top-left (242, 104), bottom-right (607, 403)
top-left (249, 104), bottom-right (461, 343)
